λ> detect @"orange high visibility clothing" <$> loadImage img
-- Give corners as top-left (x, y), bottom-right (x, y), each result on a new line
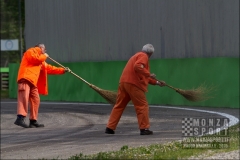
top-left (107, 51), bottom-right (158, 130)
top-left (17, 47), bottom-right (65, 95)
top-left (107, 83), bottom-right (150, 130)
top-left (120, 51), bottom-right (157, 91)
top-left (17, 79), bottom-right (40, 119)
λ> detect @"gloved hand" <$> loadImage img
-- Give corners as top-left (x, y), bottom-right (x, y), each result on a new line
top-left (156, 80), bottom-right (166, 87)
top-left (150, 73), bottom-right (156, 79)
top-left (44, 53), bottom-right (49, 57)
top-left (64, 67), bottom-right (71, 73)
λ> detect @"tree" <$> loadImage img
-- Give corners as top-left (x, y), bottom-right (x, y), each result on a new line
top-left (0, 0), bottom-right (25, 67)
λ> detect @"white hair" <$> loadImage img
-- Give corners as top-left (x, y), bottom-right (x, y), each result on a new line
top-left (142, 44), bottom-right (154, 54)
top-left (35, 43), bottom-right (45, 48)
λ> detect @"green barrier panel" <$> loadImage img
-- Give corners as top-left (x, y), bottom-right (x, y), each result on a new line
top-left (0, 67), bottom-right (9, 72)
top-left (9, 57), bottom-right (239, 108)
top-left (9, 65), bottom-right (18, 96)
top-left (148, 58), bottom-right (239, 108)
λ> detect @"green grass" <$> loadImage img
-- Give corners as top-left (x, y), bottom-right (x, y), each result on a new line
top-left (62, 123), bottom-right (239, 160)
top-left (1, 89), bottom-right (9, 99)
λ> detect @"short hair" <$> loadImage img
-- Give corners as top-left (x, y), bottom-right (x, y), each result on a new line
top-left (142, 44), bottom-right (154, 54)
top-left (35, 43), bottom-right (45, 47)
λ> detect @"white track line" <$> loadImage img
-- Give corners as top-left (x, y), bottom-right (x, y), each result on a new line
top-left (150, 105), bottom-right (239, 136)
top-left (150, 105), bottom-right (239, 128)
top-left (2, 101), bottom-right (239, 128)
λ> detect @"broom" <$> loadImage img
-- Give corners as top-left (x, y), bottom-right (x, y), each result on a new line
top-left (48, 57), bottom-right (117, 104)
top-left (156, 79), bottom-right (213, 102)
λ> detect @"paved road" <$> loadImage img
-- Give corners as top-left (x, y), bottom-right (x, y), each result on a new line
top-left (1, 99), bottom-right (239, 159)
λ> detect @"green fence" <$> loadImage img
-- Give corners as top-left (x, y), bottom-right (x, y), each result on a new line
top-left (9, 57), bottom-right (239, 108)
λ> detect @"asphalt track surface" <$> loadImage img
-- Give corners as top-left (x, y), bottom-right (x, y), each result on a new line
top-left (1, 99), bottom-right (239, 159)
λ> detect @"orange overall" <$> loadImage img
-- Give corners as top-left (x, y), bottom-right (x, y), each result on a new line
top-left (107, 52), bottom-right (157, 130)
top-left (17, 47), bottom-right (65, 120)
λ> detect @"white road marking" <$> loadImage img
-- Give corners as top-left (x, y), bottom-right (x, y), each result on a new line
top-left (150, 105), bottom-right (239, 136)
top-left (150, 105), bottom-right (239, 128)
top-left (2, 101), bottom-right (238, 131)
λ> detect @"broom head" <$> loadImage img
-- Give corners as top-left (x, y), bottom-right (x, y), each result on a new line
top-left (89, 84), bottom-right (117, 104)
top-left (175, 84), bottom-right (214, 102)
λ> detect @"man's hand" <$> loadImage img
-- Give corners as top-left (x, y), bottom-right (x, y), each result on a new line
top-left (64, 67), bottom-right (71, 73)
top-left (150, 73), bottom-right (156, 79)
top-left (156, 80), bottom-right (166, 87)
top-left (44, 53), bottom-right (49, 57)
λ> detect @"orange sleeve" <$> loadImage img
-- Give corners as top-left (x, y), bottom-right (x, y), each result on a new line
top-left (25, 48), bottom-right (47, 65)
top-left (148, 78), bottom-right (157, 85)
top-left (44, 62), bottom-right (65, 74)
top-left (133, 54), bottom-right (151, 77)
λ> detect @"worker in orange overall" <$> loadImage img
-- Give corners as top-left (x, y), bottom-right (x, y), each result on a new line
top-left (14, 43), bottom-right (71, 128)
top-left (105, 44), bottom-right (166, 135)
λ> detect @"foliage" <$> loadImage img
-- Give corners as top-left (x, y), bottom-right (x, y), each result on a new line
top-left (0, 0), bottom-right (25, 66)
top-left (0, 89), bottom-right (9, 98)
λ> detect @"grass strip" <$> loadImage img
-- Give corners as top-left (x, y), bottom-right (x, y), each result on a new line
top-left (63, 123), bottom-right (239, 160)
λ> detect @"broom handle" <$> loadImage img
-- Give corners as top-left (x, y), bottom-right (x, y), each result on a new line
top-left (48, 56), bottom-right (92, 86)
top-left (166, 84), bottom-right (178, 91)
top-left (155, 78), bottom-right (179, 91)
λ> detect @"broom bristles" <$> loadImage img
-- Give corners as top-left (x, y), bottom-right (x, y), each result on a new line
top-left (89, 83), bottom-right (214, 104)
top-left (89, 84), bottom-right (117, 104)
top-left (176, 84), bottom-right (214, 102)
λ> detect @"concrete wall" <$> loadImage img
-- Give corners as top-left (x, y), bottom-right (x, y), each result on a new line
top-left (25, 0), bottom-right (239, 62)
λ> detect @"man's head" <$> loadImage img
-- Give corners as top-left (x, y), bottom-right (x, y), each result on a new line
top-left (142, 44), bottom-right (154, 57)
top-left (35, 43), bottom-right (46, 54)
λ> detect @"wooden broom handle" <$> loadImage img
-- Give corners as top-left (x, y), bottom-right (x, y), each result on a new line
top-left (166, 84), bottom-right (178, 91)
top-left (155, 78), bottom-right (178, 91)
top-left (48, 56), bottom-right (92, 86)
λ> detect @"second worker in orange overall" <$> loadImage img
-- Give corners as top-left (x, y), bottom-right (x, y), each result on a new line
top-left (105, 44), bottom-right (166, 135)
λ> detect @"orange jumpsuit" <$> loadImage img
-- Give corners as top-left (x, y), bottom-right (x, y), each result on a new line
top-left (107, 52), bottom-right (157, 130)
top-left (17, 47), bottom-right (65, 120)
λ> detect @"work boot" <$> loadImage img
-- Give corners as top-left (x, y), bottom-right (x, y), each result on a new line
top-left (29, 120), bottom-right (44, 128)
top-left (140, 129), bottom-right (153, 135)
top-left (14, 116), bottom-right (29, 128)
top-left (105, 127), bottom-right (115, 134)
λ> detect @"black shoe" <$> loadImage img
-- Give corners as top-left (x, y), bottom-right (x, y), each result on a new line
top-left (14, 116), bottom-right (29, 128)
top-left (105, 127), bottom-right (115, 134)
top-left (29, 120), bottom-right (44, 128)
top-left (140, 129), bottom-right (153, 135)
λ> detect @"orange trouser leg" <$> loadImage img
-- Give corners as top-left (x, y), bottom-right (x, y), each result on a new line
top-left (107, 83), bottom-right (131, 130)
top-left (17, 80), bottom-right (40, 120)
top-left (29, 86), bottom-right (40, 120)
top-left (127, 84), bottom-right (150, 129)
top-left (17, 82), bottom-right (30, 117)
